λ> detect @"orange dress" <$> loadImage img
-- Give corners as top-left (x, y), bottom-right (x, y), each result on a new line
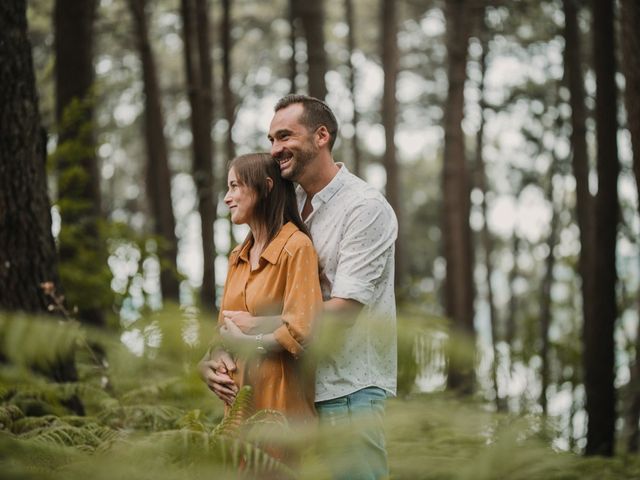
top-left (218, 222), bottom-right (322, 422)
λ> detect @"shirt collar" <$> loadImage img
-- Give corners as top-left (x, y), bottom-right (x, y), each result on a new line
top-left (313, 162), bottom-right (348, 205)
top-left (231, 222), bottom-right (300, 267)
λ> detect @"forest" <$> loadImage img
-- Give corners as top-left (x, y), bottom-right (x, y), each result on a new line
top-left (1, 0), bottom-right (640, 478)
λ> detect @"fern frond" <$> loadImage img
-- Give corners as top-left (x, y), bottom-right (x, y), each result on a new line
top-left (177, 409), bottom-right (206, 432)
top-left (98, 404), bottom-right (184, 431)
top-left (0, 404), bottom-right (24, 429)
top-left (212, 385), bottom-right (254, 437)
top-left (213, 435), bottom-right (297, 479)
top-left (119, 377), bottom-right (181, 404)
top-left (20, 420), bottom-right (121, 452)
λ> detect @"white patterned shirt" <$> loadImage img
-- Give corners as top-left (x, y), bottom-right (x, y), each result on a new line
top-left (296, 163), bottom-right (398, 402)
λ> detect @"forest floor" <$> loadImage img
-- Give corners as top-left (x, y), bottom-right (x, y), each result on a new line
top-left (1, 308), bottom-right (639, 479)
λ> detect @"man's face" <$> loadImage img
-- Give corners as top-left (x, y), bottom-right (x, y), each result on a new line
top-left (268, 103), bottom-right (319, 182)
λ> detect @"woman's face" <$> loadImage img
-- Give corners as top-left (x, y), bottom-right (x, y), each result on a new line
top-left (224, 167), bottom-right (256, 225)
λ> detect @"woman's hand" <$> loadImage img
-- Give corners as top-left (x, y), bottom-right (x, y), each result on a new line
top-left (223, 310), bottom-right (283, 335)
top-left (220, 318), bottom-right (255, 354)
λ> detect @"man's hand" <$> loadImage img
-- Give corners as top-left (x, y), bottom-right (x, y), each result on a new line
top-left (223, 310), bottom-right (283, 335)
top-left (198, 349), bottom-right (238, 405)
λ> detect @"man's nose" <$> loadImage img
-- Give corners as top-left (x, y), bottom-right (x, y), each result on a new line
top-left (271, 140), bottom-right (282, 158)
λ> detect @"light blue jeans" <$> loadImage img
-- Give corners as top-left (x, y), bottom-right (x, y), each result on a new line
top-left (315, 387), bottom-right (389, 480)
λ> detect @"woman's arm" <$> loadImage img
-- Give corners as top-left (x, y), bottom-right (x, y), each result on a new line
top-left (223, 310), bottom-right (282, 335)
top-left (219, 318), bottom-right (283, 353)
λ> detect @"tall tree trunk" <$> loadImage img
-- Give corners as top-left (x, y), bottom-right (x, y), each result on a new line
top-left (585, 0), bottom-right (620, 457)
top-left (296, 0), bottom-right (328, 99)
top-left (128, 0), bottom-right (180, 302)
top-left (620, 0), bottom-right (640, 209)
top-left (54, 0), bottom-right (107, 325)
top-left (381, 0), bottom-right (405, 292)
top-left (221, 0), bottom-right (235, 169)
top-left (505, 233), bottom-right (520, 352)
top-left (288, 0), bottom-right (298, 93)
top-left (540, 160), bottom-right (561, 416)
top-left (475, 33), bottom-right (503, 411)
top-left (180, 0), bottom-right (217, 309)
top-left (619, 1), bottom-right (640, 452)
top-left (563, 0), bottom-right (595, 310)
top-left (626, 264), bottom-right (640, 452)
top-left (0, 0), bottom-right (60, 313)
top-left (442, 0), bottom-right (477, 394)
top-left (345, 0), bottom-right (362, 177)
top-left (1, 1), bottom-right (83, 412)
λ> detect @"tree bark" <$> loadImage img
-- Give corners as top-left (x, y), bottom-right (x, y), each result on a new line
top-left (563, 0), bottom-right (595, 315)
top-left (442, 0), bottom-right (478, 394)
top-left (1, 1), bottom-right (83, 412)
top-left (54, 0), bottom-right (107, 325)
top-left (381, 0), bottom-right (406, 292)
top-left (540, 161), bottom-right (561, 416)
top-left (0, 0), bottom-right (61, 313)
top-left (221, 0), bottom-right (236, 169)
top-left (619, 0), bottom-right (640, 210)
top-left (128, 0), bottom-right (180, 302)
top-left (475, 32), bottom-right (503, 411)
top-left (345, 0), bottom-right (362, 177)
top-left (288, 0), bottom-right (298, 93)
top-left (179, 0), bottom-right (217, 309)
top-left (584, 0), bottom-right (620, 457)
top-left (296, 0), bottom-right (328, 99)
top-left (619, 1), bottom-right (640, 452)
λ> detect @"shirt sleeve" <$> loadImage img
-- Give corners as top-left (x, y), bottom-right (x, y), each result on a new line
top-left (331, 197), bottom-right (398, 306)
top-left (273, 237), bottom-right (323, 358)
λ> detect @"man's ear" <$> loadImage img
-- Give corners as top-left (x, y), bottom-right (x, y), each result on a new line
top-left (316, 125), bottom-right (330, 148)
top-left (266, 177), bottom-right (274, 193)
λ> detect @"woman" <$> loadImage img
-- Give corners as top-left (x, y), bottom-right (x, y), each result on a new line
top-left (212, 152), bottom-right (322, 422)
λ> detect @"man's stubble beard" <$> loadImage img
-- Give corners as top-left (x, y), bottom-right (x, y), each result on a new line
top-left (282, 144), bottom-right (318, 182)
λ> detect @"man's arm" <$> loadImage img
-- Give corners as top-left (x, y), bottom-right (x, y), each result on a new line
top-left (323, 297), bottom-right (363, 327)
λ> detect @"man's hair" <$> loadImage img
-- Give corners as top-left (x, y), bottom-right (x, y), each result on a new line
top-left (274, 94), bottom-right (339, 151)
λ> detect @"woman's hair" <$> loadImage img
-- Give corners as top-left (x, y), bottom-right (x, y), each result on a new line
top-left (229, 152), bottom-right (310, 245)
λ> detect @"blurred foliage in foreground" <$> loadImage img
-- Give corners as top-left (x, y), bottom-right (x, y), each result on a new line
top-left (1, 308), bottom-right (640, 479)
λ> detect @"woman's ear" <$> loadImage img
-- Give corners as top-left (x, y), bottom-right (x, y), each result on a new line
top-left (266, 177), bottom-right (274, 194)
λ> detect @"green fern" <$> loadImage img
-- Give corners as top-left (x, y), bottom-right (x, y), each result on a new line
top-left (211, 385), bottom-right (254, 437)
top-left (97, 404), bottom-right (184, 431)
top-left (0, 404), bottom-right (24, 431)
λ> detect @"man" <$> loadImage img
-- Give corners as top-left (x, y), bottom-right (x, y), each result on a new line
top-left (200, 94), bottom-right (397, 479)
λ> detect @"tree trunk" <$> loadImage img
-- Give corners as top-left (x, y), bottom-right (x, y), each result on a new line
top-left (381, 0), bottom-right (406, 293)
top-left (540, 161), bottom-right (561, 416)
top-left (221, 0), bottom-right (236, 169)
top-left (585, 0), bottom-right (620, 457)
top-left (1, 1), bottom-right (83, 411)
top-left (619, 1), bottom-right (640, 452)
top-left (180, 0), bottom-right (217, 309)
top-left (345, 0), bottom-right (362, 177)
top-left (0, 0), bottom-right (61, 313)
top-left (288, 0), bottom-right (298, 93)
top-left (54, 0), bottom-right (108, 325)
top-left (296, 0), bottom-right (328, 99)
top-left (442, 0), bottom-right (477, 394)
top-left (128, 0), bottom-right (180, 302)
top-left (475, 32), bottom-right (503, 411)
top-left (563, 0), bottom-right (595, 317)
top-left (619, 0), bottom-right (640, 212)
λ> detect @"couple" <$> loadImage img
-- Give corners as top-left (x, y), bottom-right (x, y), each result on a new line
top-left (199, 94), bottom-right (398, 479)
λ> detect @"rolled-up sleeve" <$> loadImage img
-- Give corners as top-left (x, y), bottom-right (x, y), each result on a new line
top-left (273, 239), bottom-right (323, 358)
top-left (331, 198), bottom-right (398, 305)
